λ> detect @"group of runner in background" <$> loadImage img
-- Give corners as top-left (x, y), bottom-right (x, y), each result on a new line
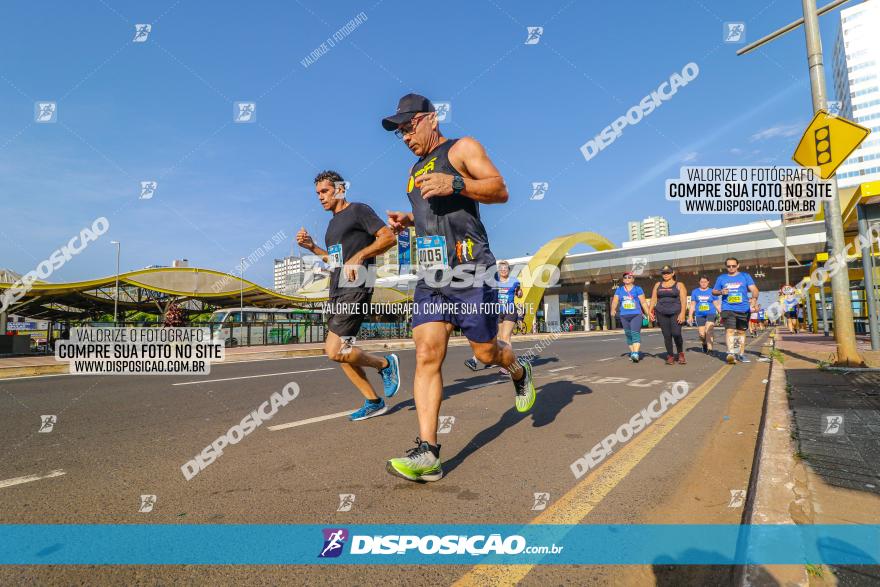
top-left (611, 258), bottom-right (808, 365)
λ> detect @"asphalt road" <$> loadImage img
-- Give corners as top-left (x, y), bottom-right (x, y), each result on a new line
top-left (0, 328), bottom-right (771, 586)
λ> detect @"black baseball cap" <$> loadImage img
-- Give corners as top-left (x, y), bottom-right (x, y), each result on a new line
top-left (382, 93), bottom-right (435, 131)
top-left (660, 265), bottom-right (674, 273)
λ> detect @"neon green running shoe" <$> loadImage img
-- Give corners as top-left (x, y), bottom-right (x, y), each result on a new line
top-left (513, 360), bottom-right (536, 413)
top-left (386, 437), bottom-right (443, 482)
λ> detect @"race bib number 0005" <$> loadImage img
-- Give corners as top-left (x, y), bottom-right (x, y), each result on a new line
top-left (416, 235), bottom-right (448, 268)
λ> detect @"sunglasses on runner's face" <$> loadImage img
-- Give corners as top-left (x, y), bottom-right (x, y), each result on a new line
top-left (726, 263), bottom-right (738, 269)
top-left (394, 114), bottom-right (429, 138)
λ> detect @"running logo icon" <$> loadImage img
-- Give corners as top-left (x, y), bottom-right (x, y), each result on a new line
top-left (139, 494), bottom-right (157, 513)
top-left (727, 489), bottom-right (746, 508)
top-left (823, 414), bottom-right (843, 435)
top-left (333, 181), bottom-right (350, 199)
top-left (133, 24), bottom-right (151, 43)
top-left (525, 27), bottom-right (544, 45)
top-left (434, 102), bottom-right (451, 123)
top-left (140, 181), bottom-right (158, 200)
top-left (339, 336), bottom-right (356, 355)
top-left (530, 182), bottom-right (549, 201)
top-left (234, 102), bottom-right (256, 123)
top-left (532, 492), bottom-right (550, 511)
top-left (337, 494), bottom-right (355, 512)
top-left (724, 22), bottom-right (745, 43)
top-left (319, 528), bottom-right (349, 558)
top-left (38, 415), bottom-right (57, 433)
top-left (438, 415), bottom-right (456, 434)
top-left (35, 102), bottom-right (57, 123)
top-left (630, 257), bottom-right (648, 276)
top-left (455, 238), bottom-right (474, 262)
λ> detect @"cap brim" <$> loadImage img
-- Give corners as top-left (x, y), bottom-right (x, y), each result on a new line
top-left (382, 112), bottom-right (417, 131)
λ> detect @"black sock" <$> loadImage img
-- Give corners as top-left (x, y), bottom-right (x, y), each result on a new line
top-left (427, 443), bottom-right (441, 458)
top-left (367, 398), bottom-right (382, 405)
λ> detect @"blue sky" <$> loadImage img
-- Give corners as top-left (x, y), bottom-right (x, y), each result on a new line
top-left (0, 0), bottom-right (847, 287)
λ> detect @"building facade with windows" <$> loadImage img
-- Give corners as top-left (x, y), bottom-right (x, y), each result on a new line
top-left (628, 216), bottom-right (670, 241)
top-left (833, 0), bottom-right (880, 188)
top-left (273, 256), bottom-right (306, 294)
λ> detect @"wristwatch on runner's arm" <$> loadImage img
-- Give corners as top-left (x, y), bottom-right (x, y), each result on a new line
top-left (452, 175), bottom-right (464, 195)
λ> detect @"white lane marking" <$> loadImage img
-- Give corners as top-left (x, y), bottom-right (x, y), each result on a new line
top-left (548, 366), bottom-right (575, 373)
top-left (0, 469), bottom-right (66, 489)
top-left (0, 373), bottom-right (72, 381)
top-left (173, 368), bottom-right (335, 386)
top-left (598, 357), bottom-right (616, 362)
top-left (268, 410), bottom-right (356, 431)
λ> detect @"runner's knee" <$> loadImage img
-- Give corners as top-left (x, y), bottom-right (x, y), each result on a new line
top-left (415, 340), bottom-right (446, 367)
top-left (472, 345), bottom-right (498, 365)
top-left (325, 340), bottom-right (346, 363)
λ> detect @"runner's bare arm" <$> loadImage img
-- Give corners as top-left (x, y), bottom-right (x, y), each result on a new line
top-left (296, 226), bottom-right (329, 261)
top-left (344, 226), bottom-right (396, 282)
top-left (350, 226), bottom-right (396, 264)
top-left (748, 284), bottom-right (759, 310)
top-left (677, 284), bottom-right (688, 323)
top-left (639, 294), bottom-right (650, 319)
top-left (649, 283), bottom-right (660, 319)
top-left (386, 210), bottom-right (414, 232)
top-left (417, 137), bottom-right (508, 203)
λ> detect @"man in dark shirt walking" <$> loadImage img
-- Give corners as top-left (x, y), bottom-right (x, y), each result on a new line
top-left (296, 170), bottom-right (401, 420)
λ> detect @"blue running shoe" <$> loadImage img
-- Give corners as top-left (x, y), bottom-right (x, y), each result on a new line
top-left (350, 399), bottom-right (388, 421)
top-left (379, 353), bottom-right (401, 398)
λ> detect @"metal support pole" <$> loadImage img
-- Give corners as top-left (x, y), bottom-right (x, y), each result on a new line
top-left (782, 214), bottom-right (790, 287)
top-left (801, 0), bottom-right (861, 364)
top-left (583, 286), bottom-right (591, 332)
top-left (804, 290), bottom-right (814, 332)
top-left (112, 241), bottom-right (120, 325)
top-left (857, 205), bottom-right (879, 350)
top-left (820, 282), bottom-right (830, 337)
top-left (240, 257), bottom-right (245, 321)
top-left (737, 0), bottom-right (854, 56)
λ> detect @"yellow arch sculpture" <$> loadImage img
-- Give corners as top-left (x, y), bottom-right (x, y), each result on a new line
top-left (517, 231), bottom-right (616, 331)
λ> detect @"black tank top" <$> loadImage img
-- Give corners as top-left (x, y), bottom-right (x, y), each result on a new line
top-left (655, 282), bottom-right (682, 315)
top-left (407, 139), bottom-right (496, 274)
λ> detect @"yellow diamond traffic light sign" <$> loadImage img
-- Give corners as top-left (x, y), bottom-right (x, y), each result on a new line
top-left (793, 110), bottom-right (871, 179)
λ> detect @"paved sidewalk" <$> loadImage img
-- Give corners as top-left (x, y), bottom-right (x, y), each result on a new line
top-left (778, 332), bottom-right (880, 496)
top-left (751, 331), bottom-right (880, 586)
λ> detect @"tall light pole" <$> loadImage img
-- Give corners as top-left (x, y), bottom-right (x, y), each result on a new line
top-left (738, 0), bottom-right (861, 365)
top-left (111, 241), bottom-right (121, 325)
top-left (240, 257), bottom-right (245, 322)
top-left (800, 0), bottom-right (860, 365)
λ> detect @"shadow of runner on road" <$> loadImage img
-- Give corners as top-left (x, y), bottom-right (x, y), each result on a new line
top-left (385, 357), bottom-right (561, 416)
top-left (443, 381), bottom-right (592, 475)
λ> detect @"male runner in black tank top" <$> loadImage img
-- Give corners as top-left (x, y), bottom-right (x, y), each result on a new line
top-left (382, 93), bottom-right (537, 482)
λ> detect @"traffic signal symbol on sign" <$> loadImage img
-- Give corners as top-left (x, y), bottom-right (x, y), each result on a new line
top-left (792, 110), bottom-right (870, 179)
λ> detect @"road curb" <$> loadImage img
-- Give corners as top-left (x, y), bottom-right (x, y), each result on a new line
top-left (738, 336), bottom-right (812, 587)
top-left (0, 329), bottom-right (618, 379)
